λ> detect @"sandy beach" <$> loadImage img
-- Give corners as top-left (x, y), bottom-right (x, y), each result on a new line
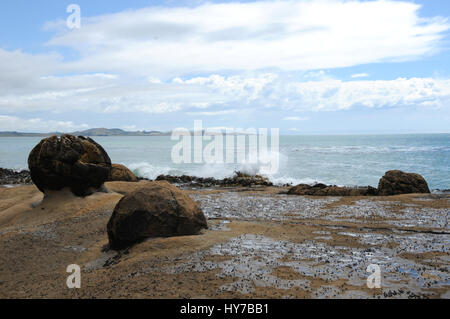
top-left (0, 181), bottom-right (448, 299)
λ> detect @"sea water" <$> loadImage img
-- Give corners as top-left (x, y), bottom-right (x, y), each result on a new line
top-left (0, 134), bottom-right (448, 189)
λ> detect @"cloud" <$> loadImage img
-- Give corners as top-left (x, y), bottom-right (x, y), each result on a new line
top-left (0, 115), bottom-right (88, 133)
top-left (0, 75), bottom-right (223, 114)
top-left (1, 70), bottom-right (449, 116)
top-left (0, 0), bottom-right (449, 121)
top-left (179, 74), bottom-right (450, 111)
top-left (351, 73), bottom-right (369, 78)
top-left (186, 109), bottom-right (239, 116)
top-left (283, 116), bottom-right (310, 121)
top-left (44, 0), bottom-right (449, 76)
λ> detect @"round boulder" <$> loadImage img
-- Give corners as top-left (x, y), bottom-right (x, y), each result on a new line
top-left (377, 170), bottom-right (430, 196)
top-left (28, 134), bottom-right (111, 197)
top-left (108, 164), bottom-right (138, 182)
top-left (107, 181), bottom-right (208, 249)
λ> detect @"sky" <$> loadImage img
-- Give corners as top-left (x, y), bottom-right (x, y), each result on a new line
top-left (0, 0), bottom-right (449, 134)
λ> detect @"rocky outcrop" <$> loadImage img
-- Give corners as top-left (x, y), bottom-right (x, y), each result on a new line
top-left (156, 171), bottom-right (273, 188)
top-left (377, 170), bottom-right (430, 196)
top-left (287, 183), bottom-right (378, 196)
top-left (108, 164), bottom-right (137, 182)
top-left (288, 170), bottom-right (431, 196)
top-left (28, 134), bottom-right (111, 197)
top-left (0, 168), bottom-right (32, 185)
top-left (107, 181), bottom-right (207, 249)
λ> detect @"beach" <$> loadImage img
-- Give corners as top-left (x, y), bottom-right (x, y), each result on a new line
top-left (0, 180), bottom-right (448, 298)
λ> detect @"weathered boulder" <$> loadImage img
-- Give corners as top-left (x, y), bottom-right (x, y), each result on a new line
top-left (107, 181), bottom-right (208, 249)
top-left (287, 183), bottom-right (378, 196)
top-left (108, 164), bottom-right (137, 182)
top-left (28, 134), bottom-right (111, 196)
top-left (377, 170), bottom-right (430, 195)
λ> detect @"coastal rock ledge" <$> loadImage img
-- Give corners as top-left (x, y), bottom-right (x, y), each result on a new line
top-left (287, 184), bottom-right (378, 196)
top-left (107, 181), bottom-right (208, 250)
top-left (28, 134), bottom-right (111, 197)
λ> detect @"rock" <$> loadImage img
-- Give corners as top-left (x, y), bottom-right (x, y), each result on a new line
top-left (222, 171), bottom-right (273, 187)
top-left (28, 134), bottom-right (111, 196)
top-left (156, 171), bottom-right (273, 188)
top-left (377, 170), bottom-right (430, 195)
top-left (0, 168), bottom-right (32, 185)
top-left (287, 184), bottom-right (378, 196)
top-left (108, 164), bottom-right (137, 182)
top-left (107, 181), bottom-right (208, 249)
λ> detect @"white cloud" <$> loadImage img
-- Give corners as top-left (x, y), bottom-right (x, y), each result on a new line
top-left (351, 73), bottom-right (369, 78)
top-left (283, 116), bottom-right (310, 121)
top-left (0, 1), bottom-right (449, 119)
top-left (287, 77), bottom-right (450, 110)
top-left (179, 74), bottom-right (450, 111)
top-left (44, 0), bottom-right (448, 75)
top-left (186, 109), bottom-right (239, 116)
top-left (1, 71), bottom-right (449, 115)
top-left (0, 115), bottom-right (88, 133)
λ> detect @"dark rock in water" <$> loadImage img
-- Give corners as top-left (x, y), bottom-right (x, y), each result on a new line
top-left (287, 183), bottom-right (378, 196)
top-left (107, 181), bottom-right (207, 250)
top-left (0, 168), bottom-right (32, 185)
top-left (28, 134), bottom-right (111, 197)
top-left (156, 171), bottom-right (273, 188)
top-left (108, 164), bottom-right (137, 182)
top-left (377, 170), bottom-right (430, 195)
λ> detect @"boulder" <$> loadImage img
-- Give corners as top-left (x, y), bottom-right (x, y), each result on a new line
top-left (377, 170), bottom-right (430, 196)
top-left (28, 134), bottom-right (111, 197)
top-left (108, 164), bottom-right (137, 182)
top-left (107, 181), bottom-right (208, 249)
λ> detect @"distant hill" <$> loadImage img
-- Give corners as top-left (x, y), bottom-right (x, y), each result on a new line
top-left (71, 128), bottom-right (167, 136)
top-left (0, 131), bottom-right (52, 137)
top-left (0, 128), bottom-right (168, 137)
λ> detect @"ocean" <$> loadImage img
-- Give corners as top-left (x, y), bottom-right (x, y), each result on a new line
top-left (1, 134), bottom-right (449, 190)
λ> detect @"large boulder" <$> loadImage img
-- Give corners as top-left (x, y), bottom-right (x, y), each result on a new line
top-left (28, 134), bottom-right (111, 197)
top-left (377, 170), bottom-right (430, 196)
top-left (107, 181), bottom-right (207, 249)
top-left (108, 164), bottom-right (137, 182)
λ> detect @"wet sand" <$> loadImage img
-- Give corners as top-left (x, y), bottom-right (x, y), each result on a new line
top-left (0, 181), bottom-right (448, 298)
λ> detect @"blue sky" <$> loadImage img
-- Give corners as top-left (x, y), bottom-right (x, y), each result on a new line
top-left (0, 0), bottom-right (449, 134)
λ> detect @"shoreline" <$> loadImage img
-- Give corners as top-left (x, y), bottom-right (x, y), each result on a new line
top-left (1, 167), bottom-right (449, 193)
